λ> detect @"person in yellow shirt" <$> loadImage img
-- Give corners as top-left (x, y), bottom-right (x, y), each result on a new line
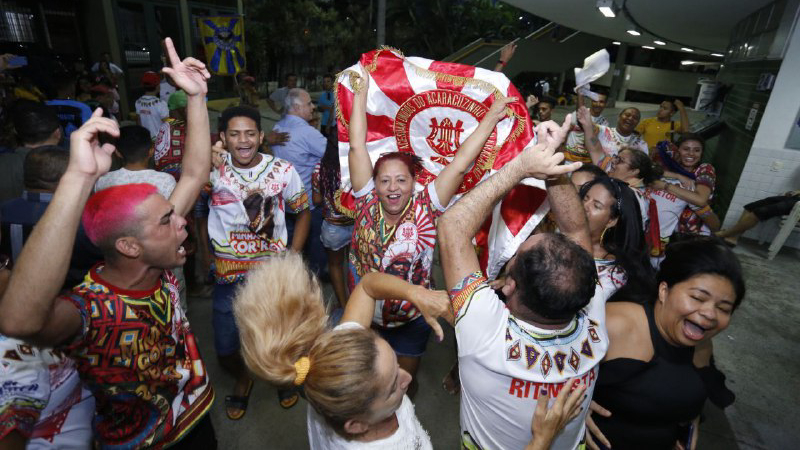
top-left (636, 99), bottom-right (690, 154)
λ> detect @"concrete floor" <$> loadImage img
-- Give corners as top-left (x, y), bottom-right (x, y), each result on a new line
top-left (185, 238), bottom-right (800, 449)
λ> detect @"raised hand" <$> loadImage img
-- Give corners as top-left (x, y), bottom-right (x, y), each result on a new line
top-left (674, 99), bottom-right (685, 110)
top-left (526, 94), bottom-right (539, 109)
top-left (485, 95), bottom-right (516, 125)
top-left (537, 114), bottom-right (573, 153)
top-left (520, 115), bottom-right (581, 180)
top-left (576, 105), bottom-right (593, 131)
top-left (68, 108), bottom-right (119, 180)
top-left (161, 37), bottom-right (210, 96)
top-left (211, 140), bottom-right (228, 169)
top-left (499, 42), bottom-right (518, 64)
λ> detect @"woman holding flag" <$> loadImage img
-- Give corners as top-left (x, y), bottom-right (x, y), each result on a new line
top-left (347, 70), bottom-right (514, 394)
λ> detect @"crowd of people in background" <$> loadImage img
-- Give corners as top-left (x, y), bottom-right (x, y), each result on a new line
top-left (0, 35), bottom-right (791, 450)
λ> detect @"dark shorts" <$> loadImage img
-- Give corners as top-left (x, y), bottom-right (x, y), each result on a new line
top-left (375, 316), bottom-right (432, 358)
top-left (744, 195), bottom-right (800, 221)
top-left (212, 282), bottom-right (242, 357)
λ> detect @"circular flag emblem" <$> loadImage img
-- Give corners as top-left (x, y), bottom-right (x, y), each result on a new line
top-left (394, 89), bottom-right (497, 193)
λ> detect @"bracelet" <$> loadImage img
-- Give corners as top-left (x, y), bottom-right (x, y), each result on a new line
top-left (497, 59), bottom-right (507, 66)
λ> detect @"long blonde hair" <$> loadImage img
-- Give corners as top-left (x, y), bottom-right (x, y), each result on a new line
top-left (234, 253), bottom-right (381, 434)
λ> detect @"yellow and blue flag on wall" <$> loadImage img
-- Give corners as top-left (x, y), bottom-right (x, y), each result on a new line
top-left (198, 16), bottom-right (246, 75)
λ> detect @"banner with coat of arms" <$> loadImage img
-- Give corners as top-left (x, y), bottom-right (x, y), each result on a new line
top-left (198, 16), bottom-right (246, 76)
top-left (335, 48), bottom-right (550, 279)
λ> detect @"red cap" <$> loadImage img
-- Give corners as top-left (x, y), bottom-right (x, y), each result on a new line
top-left (141, 71), bottom-right (160, 88)
top-left (89, 84), bottom-right (110, 94)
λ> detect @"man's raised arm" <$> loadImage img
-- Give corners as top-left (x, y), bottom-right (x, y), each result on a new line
top-left (0, 110), bottom-right (118, 343)
top-left (161, 37), bottom-right (212, 217)
top-left (545, 175), bottom-right (592, 254)
top-left (438, 117), bottom-right (580, 291)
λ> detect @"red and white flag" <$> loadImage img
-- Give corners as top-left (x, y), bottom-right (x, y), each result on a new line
top-left (335, 48), bottom-right (550, 279)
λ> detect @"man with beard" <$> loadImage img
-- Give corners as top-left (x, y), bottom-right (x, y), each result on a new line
top-left (209, 105), bottom-right (310, 415)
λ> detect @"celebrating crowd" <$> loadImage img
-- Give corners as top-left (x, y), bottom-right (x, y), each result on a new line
top-left (0, 36), bottom-right (761, 450)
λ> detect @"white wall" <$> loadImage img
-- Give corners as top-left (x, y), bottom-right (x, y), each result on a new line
top-left (723, 6), bottom-right (800, 249)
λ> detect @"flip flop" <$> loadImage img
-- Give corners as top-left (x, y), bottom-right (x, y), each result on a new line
top-left (278, 387), bottom-right (300, 409)
top-left (225, 379), bottom-right (254, 420)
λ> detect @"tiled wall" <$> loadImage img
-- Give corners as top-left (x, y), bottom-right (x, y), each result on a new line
top-left (723, 147), bottom-right (800, 247)
top-left (707, 59), bottom-right (782, 220)
top-left (721, 1), bottom-right (800, 250)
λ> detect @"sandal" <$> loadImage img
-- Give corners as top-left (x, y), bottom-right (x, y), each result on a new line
top-left (442, 362), bottom-right (461, 395)
top-left (225, 379), bottom-right (254, 420)
top-left (278, 387), bottom-right (300, 409)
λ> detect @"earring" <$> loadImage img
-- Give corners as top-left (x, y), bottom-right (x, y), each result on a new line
top-left (600, 227), bottom-right (609, 243)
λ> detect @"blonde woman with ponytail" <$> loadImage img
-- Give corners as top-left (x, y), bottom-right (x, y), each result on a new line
top-left (234, 253), bottom-right (448, 449)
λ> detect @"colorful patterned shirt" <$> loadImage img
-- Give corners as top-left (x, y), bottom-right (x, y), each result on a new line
top-left (347, 180), bottom-right (445, 328)
top-left (311, 162), bottom-right (354, 226)
top-left (60, 265), bottom-right (214, 449)
top-left (153, 118), bottom-right (185, 181)
top-left (0, 336), bottom-right (94, 447)
top-left (209, 153), bottom-right (309, 284)
top-left (450, 271), bottom-right (608, 450)
top-left (565, 124), bottom-right (648, 163)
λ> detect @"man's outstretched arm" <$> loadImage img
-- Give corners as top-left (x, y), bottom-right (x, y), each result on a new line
top-left (0, 110), bottom-right (118, 344)
top-left (161, 37), bottom-right (212, 217)
top-left (438, 117), bottom-right (579, 291)
top-left (545, 175), bottom-right (592, 254)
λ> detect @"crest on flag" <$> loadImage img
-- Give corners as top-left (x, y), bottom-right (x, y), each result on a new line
top-left (198, 16), bottom-right (245, 76)
top-left (335, 48), bottom-right (551, 278)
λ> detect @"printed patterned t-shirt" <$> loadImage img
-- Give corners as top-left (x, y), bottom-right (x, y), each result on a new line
top-left (594, 259), bottom-right (627, 305)
top-left (135, 95), bottom-right (169, 139)
top-left (209, 153), bottom-right (309, 284)
top-left (311, 162), bottom-right (353, 226)
top-left (450, 271), bottom-right (608, 450)
top-left (648, 178), bottom-right (689, 244)
top-left (0, 336), bottom-right (94, 447)
top-left (565, 124), bottom-right (648, 163)
top-left (60, 265), bottom-right (214, 449)
top-left (348, 179), bottom-right (445, 328)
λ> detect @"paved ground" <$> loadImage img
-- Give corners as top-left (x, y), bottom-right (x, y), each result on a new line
top-left (185, 238), bottom-right (800, 449)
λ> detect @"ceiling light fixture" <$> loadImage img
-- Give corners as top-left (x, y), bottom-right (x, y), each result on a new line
top-left (654, 40), bottom-right (666, 45)
top-left (612, 41), bottom-right (621, 45)
top-left (681, 47), bottom-right (694, 52)
top-left (627, 30), bottom-right (641, 36)
top-left (642, 45), bottom-right (654, 49)
top-left (596, 0), bottom-right (617, 18)
top-left (711, 53), bottom-right (724, 57)
top-left (681, 60), bottom-right (695, 65)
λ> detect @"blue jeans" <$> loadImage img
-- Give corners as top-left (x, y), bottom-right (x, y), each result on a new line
top-left (212, 282), bottom-right (242, 357)
top-left (286, 207), bottom-right (327, 276)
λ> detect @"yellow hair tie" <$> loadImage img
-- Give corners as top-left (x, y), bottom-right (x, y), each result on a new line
top-left (294, 356), bottom-right (311, 386)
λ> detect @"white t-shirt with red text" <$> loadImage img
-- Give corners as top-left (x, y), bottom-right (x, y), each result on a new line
top-left (450, 271), bottom-right (608, 450)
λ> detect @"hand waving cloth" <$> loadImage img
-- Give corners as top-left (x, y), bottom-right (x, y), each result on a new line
top-left (334, 47), bottom-right (547, 279)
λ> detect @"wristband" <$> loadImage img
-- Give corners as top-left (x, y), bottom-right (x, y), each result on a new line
top-left (497, 59), bottom-right (507, 66)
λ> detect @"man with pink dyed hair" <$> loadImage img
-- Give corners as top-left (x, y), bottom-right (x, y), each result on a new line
top-left (0, 38), bottom-right (218, 449)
